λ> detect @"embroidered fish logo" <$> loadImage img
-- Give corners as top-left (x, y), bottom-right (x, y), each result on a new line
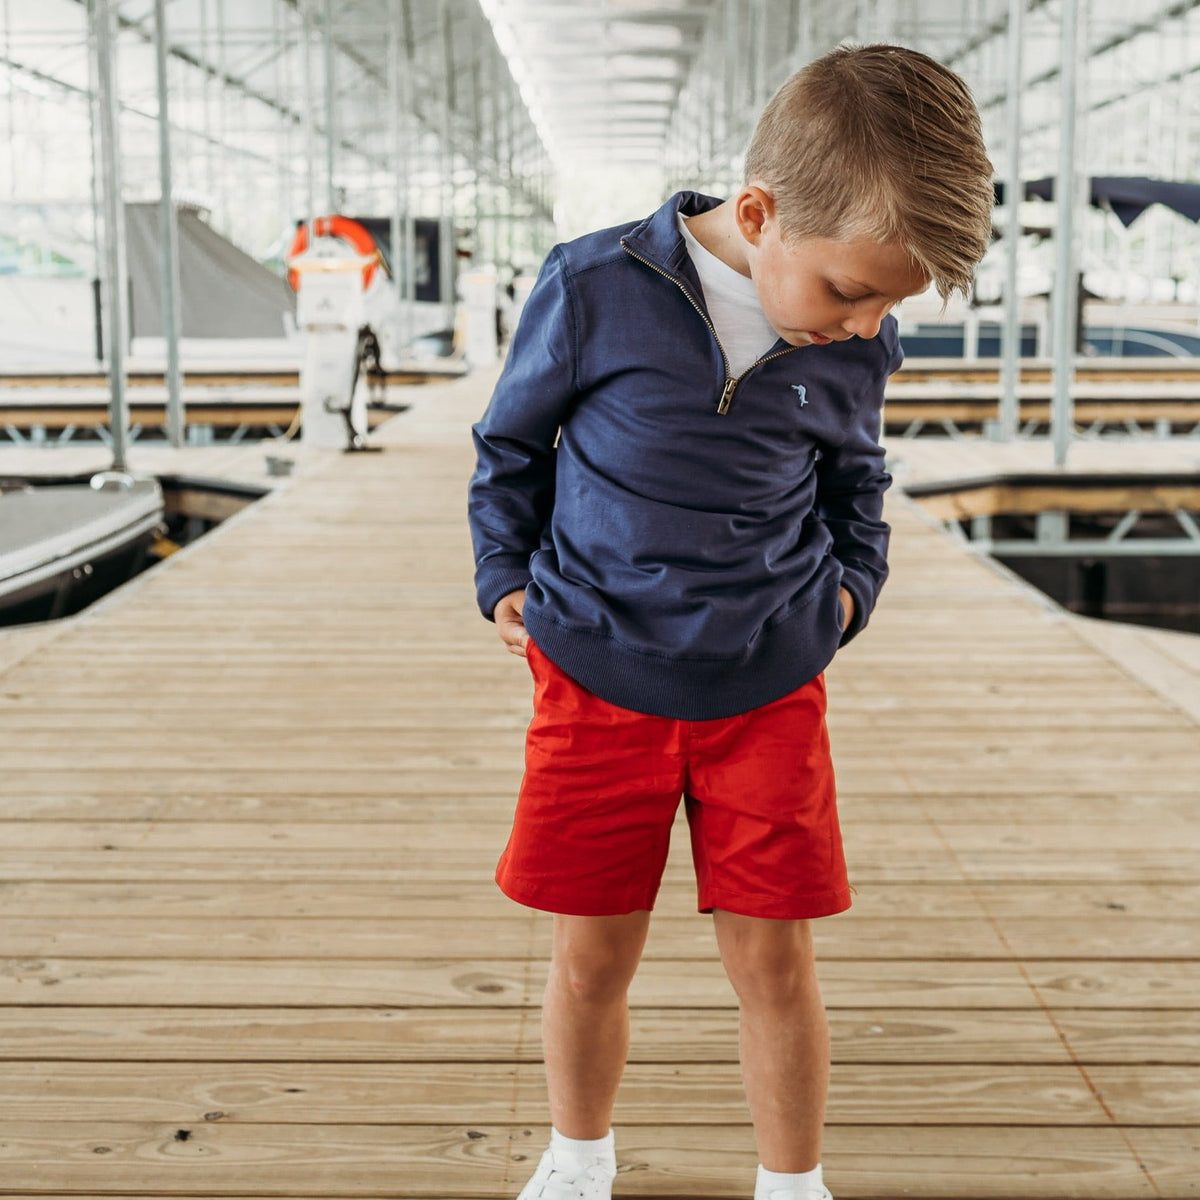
top-left (792, 384), bottom-right (808, 406)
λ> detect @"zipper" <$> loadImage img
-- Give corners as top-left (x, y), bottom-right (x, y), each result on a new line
top-left (621, 238), bottom-right (798, 415)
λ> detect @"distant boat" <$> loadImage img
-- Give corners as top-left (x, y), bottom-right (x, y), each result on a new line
top-left (0, 475), bottom-right (164, 624)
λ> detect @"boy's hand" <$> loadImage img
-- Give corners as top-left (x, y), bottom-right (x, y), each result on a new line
top-left (493, 589), bottom-right (529, 656)
top-left (838, 586), bottom-right (855, 632)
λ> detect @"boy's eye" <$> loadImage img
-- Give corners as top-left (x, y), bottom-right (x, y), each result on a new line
top-left (828, 285), bottom-right (860, 304)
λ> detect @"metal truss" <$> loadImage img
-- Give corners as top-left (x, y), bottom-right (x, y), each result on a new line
top-left (3, 421), bottom-right (285, 447)
top-left (950, 504), bottom-right (1200, 557)
top-left (2, 0), bottom-right (556, 275)
top-left (891, 416), bottom-right (1200, 439)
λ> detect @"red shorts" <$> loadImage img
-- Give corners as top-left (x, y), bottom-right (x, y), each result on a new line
top-left (496, 641), bottom-right (851, 920)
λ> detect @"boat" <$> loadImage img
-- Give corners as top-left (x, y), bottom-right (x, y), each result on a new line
top-left (0, 474), bottom-right (164, 625)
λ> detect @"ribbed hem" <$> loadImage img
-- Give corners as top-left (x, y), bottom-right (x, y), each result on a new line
top-left (521, 582), bottom-right (844, 720)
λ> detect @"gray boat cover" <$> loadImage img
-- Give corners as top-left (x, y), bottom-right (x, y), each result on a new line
top-left (126, 203), bottom-right (296, 339)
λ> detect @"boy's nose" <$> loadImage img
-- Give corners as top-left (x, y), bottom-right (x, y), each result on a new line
top-left (842, 301), bottom-right (894, 340)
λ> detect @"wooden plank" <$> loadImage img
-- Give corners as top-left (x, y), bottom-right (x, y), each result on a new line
top-left (3, 957), bottom-right (1196, 1009)
top-left (0, 876), bottom-right (976, 919)
top-left (1121, 1128), bottom-right (1200, 1200)
top-left (1086, 1067), bottom-right (1200, 1125)
top-left (0, 915), bottom-right (1018, 963)
top-left (2, 788), bottom-right (1197, 822)
top-left (1052, 1011), bottom-right (1200, 1064)
top-left (0, 1061), bottom-right (1114, 1126)
top-left (0, 1006), bottom-right (1071, 1065)
top-left (1, 818), bottom-right (1195, 854)
top-left (0, 958), bottom-right (1048, 1008)
top-left (0, 1123), bottom-right (1159, 1199)
top-left (2, 912), bottom-right (1197, 961)
top-left (2, 846), bottom-right (1193, 884)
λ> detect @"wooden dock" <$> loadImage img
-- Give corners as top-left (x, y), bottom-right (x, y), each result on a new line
top-left (0, 370), bottom-right (1197, 1198)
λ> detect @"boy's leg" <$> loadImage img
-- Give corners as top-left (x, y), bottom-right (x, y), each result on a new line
top-left (542, 910), bottom-right (652, 1137)
top-left (712, 910), bottom-right (829, 1173)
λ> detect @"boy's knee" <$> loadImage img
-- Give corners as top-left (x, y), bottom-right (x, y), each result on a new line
top-left (716, 914), bottom-right (818, 1005)
top-left (549, 914), bottom-right (648, 1005)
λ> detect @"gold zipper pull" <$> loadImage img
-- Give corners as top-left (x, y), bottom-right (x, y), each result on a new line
top-left (717, 377), bottom-right (737, 415)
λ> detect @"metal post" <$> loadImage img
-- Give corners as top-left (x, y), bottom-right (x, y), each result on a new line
top-left (469, 27), bottom-right (483, 260)
top-left (274, 0), bottom-right (290, 246)
top-left (198, 0), bottom-right (211, 203)
top-left (999, 0), bottom-right (1025, 441)
top-left (322, 0), bottom-right (336, 213)
top-left (301, 0), bottom-right (317, 226)
top-left (439, 0), bottom-right (456, 324)
top-left (215, 0), bottom-right (227, 226)
top-left (397, 0), bottom-right (417, 353)
top-left (153, 0), bottom-right (185, 447)
top-left (85, 1), bottom-right (104, 363)
top-left (753, 0), bottom-right (769, 111)
top-left (4, 0), bottom-right (13, 200)
top-left (505, 81), bottom-right (517, 268)
top-left (90, 0), bottom-right (130, 472)
top-left (489, 47), bottom-right (501, 267)
top-left (388, 5), bottom-right (403, 306)
top-left (1051, 0), bottom-right (1080, 467)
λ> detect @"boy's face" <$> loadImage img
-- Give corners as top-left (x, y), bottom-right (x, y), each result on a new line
top-left (737, 188), bottom-right (930, 346)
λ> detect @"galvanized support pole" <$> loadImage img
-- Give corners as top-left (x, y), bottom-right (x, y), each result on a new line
top-left (85, 2), bottom-right (104, 363)
top-left (724, 0), bottom-right (737, 160)
top-left (4, 0), bottom-right (13, 200)
top-left (215, 0), bottom-right (227, 225)
top-left (439, 0), bottom-right (456, 324)
top-left (301, 0), bottom-right (317, 227)
top-left (753, 0), bottom-right (769, 111)
top-left (469, 29), bottom-right (483, 261)
top-left (999, 0), bottom-right (1025, 441)
top-left (388, 6), bottom-right (403, 307)
top-left (153, 0), bottom-right (185, 447)
top-left (488, 47), bottom-right (501, 266)
top-left (322, 0), bottom-right (336, 212)
top-left (1051, 0), bottom-right (1080, 467)
top-left (198, 0), bottom-right (211, 201)
top-left (90, 0), bottom-right (130, 472)
top-left (401, 20), bottom-right (417, 352)
top-left (274, 0), bottom-right (291, 242)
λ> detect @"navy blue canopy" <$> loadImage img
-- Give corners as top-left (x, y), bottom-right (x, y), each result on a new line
top-left (993, 177), bottom-right (1200, 227)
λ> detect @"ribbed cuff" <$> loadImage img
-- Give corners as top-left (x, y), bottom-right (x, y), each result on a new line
top-left (836, 569), bottom-right (874, 645)
top-left (475, 562), bottom-right (533, 621)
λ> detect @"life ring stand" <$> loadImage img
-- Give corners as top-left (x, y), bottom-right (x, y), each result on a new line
top-left (287, 216), bottom-right (380, 291)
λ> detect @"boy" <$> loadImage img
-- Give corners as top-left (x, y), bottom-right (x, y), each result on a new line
top-left (468, 44), bottom-right (993, 1200)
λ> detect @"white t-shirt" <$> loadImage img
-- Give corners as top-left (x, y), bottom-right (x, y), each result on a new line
top-left (678, 213), bottom-right (779, 378)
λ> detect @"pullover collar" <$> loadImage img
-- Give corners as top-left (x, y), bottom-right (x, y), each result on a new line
top-left (621, 190), bottom-right (724, 293)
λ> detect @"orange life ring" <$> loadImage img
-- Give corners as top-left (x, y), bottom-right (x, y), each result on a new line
top-left (287, 215), bottom-right (380, 291)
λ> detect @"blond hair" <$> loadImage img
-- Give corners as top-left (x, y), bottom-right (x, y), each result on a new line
top-left (743, 44), bottom-right (994, 300)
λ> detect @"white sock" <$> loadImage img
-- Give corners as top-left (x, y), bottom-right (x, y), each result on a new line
top-left (755, 1162), bottom-right (825, 1198)
top-left (550, 1127), bottom-right (616, 1171)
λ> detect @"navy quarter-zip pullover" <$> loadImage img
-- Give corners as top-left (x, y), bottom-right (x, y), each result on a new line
top-left (468, 191), bottom-right (899, 720)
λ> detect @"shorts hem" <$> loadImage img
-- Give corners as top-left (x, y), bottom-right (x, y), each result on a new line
top-left (496, 870), bottom-right (658, 917)
top-left (699, 886), bottom-right (852, 921)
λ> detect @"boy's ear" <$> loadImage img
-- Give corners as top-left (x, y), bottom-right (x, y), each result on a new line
top-left (734, 185), bottom-right (776, 245)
